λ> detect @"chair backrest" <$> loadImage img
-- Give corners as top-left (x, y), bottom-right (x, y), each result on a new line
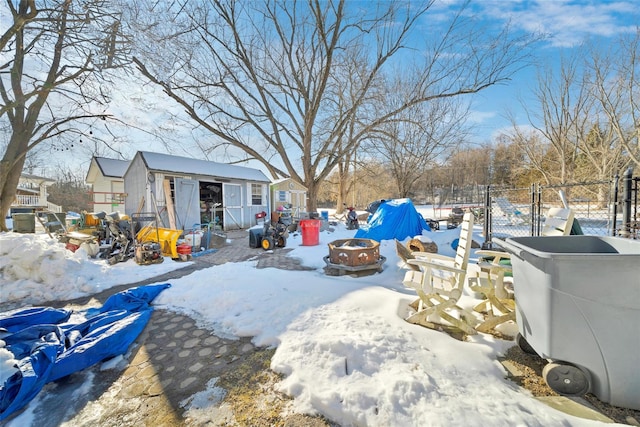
top-left (542, 208), bottom-right (574, 236)
top-left (453, 212), bottom-right (474, 279)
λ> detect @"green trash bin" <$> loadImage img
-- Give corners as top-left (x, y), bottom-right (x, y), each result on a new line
top-left (12, 213), bottom-right (35, 233)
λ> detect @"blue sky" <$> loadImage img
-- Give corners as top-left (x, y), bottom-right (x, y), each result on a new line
top-left (437, 0), bottom-right (640, 145)
top-left (3, 0), bottom-right (638, 176)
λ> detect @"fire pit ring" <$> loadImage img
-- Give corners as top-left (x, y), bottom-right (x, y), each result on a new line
top-left (323, 238), bottom-right (386, 276)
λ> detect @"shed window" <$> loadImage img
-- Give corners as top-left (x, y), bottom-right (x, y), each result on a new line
top-left (251, 183), bottom-right (264, 205)
top-left (111, 193), bottom-right (125, 203)
top-left (277, 190), bottom-right (288, 202)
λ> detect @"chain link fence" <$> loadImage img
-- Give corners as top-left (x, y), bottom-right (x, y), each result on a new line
top-left (481, 169), bottom-right (638, 247)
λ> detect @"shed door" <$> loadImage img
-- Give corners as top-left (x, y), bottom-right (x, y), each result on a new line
top-left (291, 191), bottom-right (307, 216)
top-left (223, 183), bottom-right (243, 229)
top-left (174, 178), bottom-right (200, 230)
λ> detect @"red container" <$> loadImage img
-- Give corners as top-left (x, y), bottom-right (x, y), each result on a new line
top-left (176, 244), bottom-right (191, 255)
top-left (65, 242), bottom-right (80, 253)
top-left (299, 219), bottom-right (321, 246)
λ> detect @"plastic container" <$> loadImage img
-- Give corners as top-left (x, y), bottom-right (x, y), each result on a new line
top-left (184, 230), bottom-right (203, 251)
top-left (176, 243), bottom-right (191, 261)
top-left (320, 211), bottom-right (329, 221)
top-left (66, 217), bottom-right (79, 230)
top-left (176, 244), bottom-right (191, 255)
top-left (299, 219), bottom-right (321, 246)
top-left (496, 235), bottom-right (640, 410)
top-left (12, 213), bottom-right (35, 233)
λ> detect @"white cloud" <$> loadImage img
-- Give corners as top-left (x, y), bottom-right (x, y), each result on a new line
top-left (482, 0), bottom-right (638, 47)
top-left (467, 110), bottom-right (497, 125)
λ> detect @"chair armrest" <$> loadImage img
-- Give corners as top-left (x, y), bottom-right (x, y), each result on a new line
top-left (476, 250), bottom-right (512, 264)
top-left (477, 260), bottom-right (512, 274)
top-left (407, 259), bottom-right (466, 275)
top-left (411, 252), bottom-right (455, 263)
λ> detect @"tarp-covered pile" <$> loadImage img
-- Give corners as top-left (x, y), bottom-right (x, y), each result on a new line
top-left (355, 198), bottom-right (430, 242)
top-left (0, 283), bottom-right (170, 421)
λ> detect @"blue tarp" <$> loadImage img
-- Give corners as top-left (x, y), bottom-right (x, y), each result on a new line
top-left (354, 198), bottom-right (430, 242)
top-left (0, 283), bottom-right (170, 421)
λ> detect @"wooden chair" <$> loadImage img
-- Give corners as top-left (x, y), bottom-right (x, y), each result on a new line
top-left (467, 264), bottom-right (516, 335)
top-left (469, 207), bottom-right (575, 334)
top-left (540, 207), bottom-right (574, 236)
top-left (402, 212), bottom-right (480, 336)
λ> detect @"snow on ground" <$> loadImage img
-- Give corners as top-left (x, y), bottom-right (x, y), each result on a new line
top-left (0, 233), bottom-right (191, 305)
top-left (0, 207), bottom-right (615, 426)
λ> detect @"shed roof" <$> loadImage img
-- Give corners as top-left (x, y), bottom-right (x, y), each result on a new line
top-left (270, 177), bottom-right (307, 190)
top-left (271, 177), bottom-right (293, 185)
top-left (136, 151), bottom-right (271, 183)
top-left (94, 157), bottom-right (130, 178)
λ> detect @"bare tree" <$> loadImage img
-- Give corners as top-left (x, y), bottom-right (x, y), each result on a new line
top-left (589, 30), bottom-right (640, 169)
top-left (0, 0), bottom-right (128, 231)
top-left (510, 37), bottom-right (636, 196)
top-left (364, 80), bottom-right (469, 198)
top-left (129, 0), bottom-right (538, 212)
top-left (320, 158), bottom-right (394, 211)
top-left (510, 53), bottom-right (589, 186)
top-left (490, 135), bottom-right (527, 186)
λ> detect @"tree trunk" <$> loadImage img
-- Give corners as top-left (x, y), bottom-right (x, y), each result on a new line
top-left (0, 156), bottom-right (27, 232)
top-left (335, 163), bottom-right (350, 212)
top-left (306, 181), bottom-right (319, 215)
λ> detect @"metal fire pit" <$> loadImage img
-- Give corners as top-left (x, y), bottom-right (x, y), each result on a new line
top-left (323, 238), bottom-right (386, 276)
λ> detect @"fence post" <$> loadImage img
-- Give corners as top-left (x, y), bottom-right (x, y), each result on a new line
top-left (612, 174), bottom-right (619, 236)
top-left (621, 167), bottom-right (634, 238)
top-left (482, 185), bottom-right (492, 249)
top-left (530, 183), bottom-right (536, 236)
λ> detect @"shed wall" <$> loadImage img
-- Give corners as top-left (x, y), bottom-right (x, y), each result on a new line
top-left (124, 155), bottom-right (269, 230)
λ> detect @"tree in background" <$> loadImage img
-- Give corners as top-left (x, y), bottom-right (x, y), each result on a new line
top-left (129, 0), bottom-right (538, 212)
top-left (589, 30), bottom-right (640, 170)
top-left (47, 165), bottom-right (92, 213)
top-left (363, 81), bottom-right (469, 199)
top-left (510, 54), bottom-right (588, 187)
top-left (490, 135), bottom-right (527, 186)
top-left (573, 125), bottom-right (625, 207)
top-left (317, 161), bottom-right (393, 209)
top-left (0, 0), bottom-right (128, 231)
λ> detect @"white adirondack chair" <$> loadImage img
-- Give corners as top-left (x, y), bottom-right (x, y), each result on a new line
top-left (402, 212), bottom-right (480, 335)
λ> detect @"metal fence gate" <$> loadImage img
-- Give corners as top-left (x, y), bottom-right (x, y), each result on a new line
top-left (482, 168), bottom-right (638, 248)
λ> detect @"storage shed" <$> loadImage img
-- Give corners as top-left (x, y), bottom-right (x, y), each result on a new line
top-left (85, 157), bottom-right (130, 214)
top-left (270, 178), bottom-right (307, 219)
top-left (124, 151), bottom-right (271, 231)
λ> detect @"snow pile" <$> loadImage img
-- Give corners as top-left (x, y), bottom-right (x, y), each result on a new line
top-left (0, 232), bottom-right (187, 305)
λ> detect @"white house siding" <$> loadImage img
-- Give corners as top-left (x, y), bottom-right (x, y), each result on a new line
top-left (91, 178), bottom-right (125, 214)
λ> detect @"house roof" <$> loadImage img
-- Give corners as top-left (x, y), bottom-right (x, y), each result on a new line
top-left (135, 151), bottom-right (271, 183)
top-left (94, 157), bottom-right (130, 178)
top-left (20, 173), bottom-right (55, 184)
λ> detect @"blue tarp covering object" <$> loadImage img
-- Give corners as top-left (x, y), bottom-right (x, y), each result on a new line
top-left (0, 283), bottom-right (170, 421)
top-left (354, 198), bottom-right (430, 242)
